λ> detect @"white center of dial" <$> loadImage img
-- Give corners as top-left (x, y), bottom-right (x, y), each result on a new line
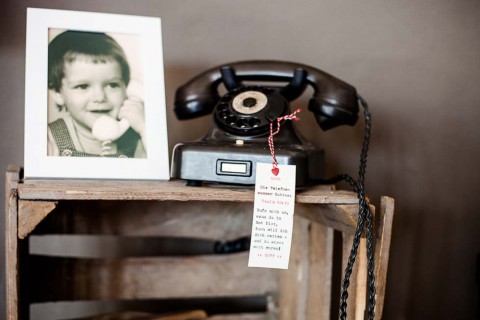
top-left (232, 91), bottom-right (268, 115)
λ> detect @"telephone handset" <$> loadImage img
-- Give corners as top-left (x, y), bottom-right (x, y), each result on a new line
top-left (174, 60), bottom-right (359, 131)
top-left (171, 60), bottom-right (360, 186)
top-left (91, 81), bottom-right (144, 142)
top-left (92, 116), bottom-right (130, 141)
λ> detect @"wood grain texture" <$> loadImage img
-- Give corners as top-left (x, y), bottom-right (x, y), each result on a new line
top-left (154, 310), bottom-right (207, 320)
top-left (354, 238), bottom-right (367, 319)
top-left (208, 314), bottom-right (273, 320)
top-left (5, 165), bottom-right (20, 320)
top-left (374, 197), bottom-right (394, 320)
top-left (306, 222), bottom-right (334, 320)
top-left (279, 216), bottom-right (310, 320)
top-left (75, 310), bottom-right (208, 320)
top-left (19, 188), bottom-right (360, 239)
top-left (18, 179), bottom-right (358, 204)
top-left (296, 203), bottom-right (359, 234)
top-left (29, 253), bottom-right (278, 302)
top-left (18, 200), bottom-right (57, 239)
top-left (24, 199), bottom-right (362, 244)
top-left (34, 200), bottom-right (254, 239)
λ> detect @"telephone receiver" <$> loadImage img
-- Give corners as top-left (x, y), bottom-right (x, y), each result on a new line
top-left (91, 82), bottom-right (143, 142)
top-left (171, 60), bottom-right (361, 186)
top-left (92, 115), bottom-right (130, 141)
top-left (174, 60), bottom-right (359, 131)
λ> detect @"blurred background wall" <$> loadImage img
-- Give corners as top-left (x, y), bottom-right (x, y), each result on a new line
top-left (2, 1), bottom-right (480, 319)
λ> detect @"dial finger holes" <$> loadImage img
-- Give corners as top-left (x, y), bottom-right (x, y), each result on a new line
top-left (248, 118), bottom-right (261, 128)
top-left (236, 119), bottom-right (248, 128)
top-left (226, 115), bottom-right (237, 126)
top-left (219, 111), bottom-right (230, 119)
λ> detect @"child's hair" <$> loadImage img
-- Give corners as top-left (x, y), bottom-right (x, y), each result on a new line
top-left (48, 30), bottom-right (131, 92)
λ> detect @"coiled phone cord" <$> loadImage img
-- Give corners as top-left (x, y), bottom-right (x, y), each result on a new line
top-left (318, 96), bottom-right (375, 319)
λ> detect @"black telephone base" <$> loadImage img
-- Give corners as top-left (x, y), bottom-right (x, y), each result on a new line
top-left (171, 140), bottom-right (324, 186)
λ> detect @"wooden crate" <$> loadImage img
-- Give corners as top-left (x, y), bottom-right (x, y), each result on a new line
top-left (5, 165), bottom-right (394, 320)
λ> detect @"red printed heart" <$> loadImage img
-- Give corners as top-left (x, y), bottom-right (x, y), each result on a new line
top-left (271, 167), bottom-right (280, 176)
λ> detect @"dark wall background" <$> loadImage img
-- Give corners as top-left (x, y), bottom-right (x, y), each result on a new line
top-left (2, 1), bottom-right (480, 319)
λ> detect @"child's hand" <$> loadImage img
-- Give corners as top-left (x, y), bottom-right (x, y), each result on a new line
top-left (118, 97), bottom-right (146, 140)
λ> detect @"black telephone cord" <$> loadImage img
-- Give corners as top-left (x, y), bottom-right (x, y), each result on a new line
top-left (317, 96), bottom-right (375, 319)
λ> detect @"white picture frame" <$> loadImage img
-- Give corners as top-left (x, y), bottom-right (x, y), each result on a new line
top-left (24, 8), bottom-right (169, 180)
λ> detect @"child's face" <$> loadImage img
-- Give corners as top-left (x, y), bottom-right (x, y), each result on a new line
top-left (54, 57), bottom-right (127, 131)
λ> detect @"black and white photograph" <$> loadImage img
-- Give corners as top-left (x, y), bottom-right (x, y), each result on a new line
top-left (24, 8), bottom-right (169, 180)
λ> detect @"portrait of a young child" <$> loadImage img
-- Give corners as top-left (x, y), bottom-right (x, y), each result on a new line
top-left (47, 29), bottom-right (146, 158)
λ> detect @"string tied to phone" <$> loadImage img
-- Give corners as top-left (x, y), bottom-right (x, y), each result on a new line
top-left (268, 108), bottom-right (302, 176)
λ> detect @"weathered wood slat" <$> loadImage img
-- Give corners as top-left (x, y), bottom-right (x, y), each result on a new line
top-left (17, 179), bottom-right (360, 239)
top-left (18, 179), bottom-right (358, 204)
top-left (55, 310), bottom-right (272, 320)
top-left (30, 200), bottom-right (360, 238)
top-left (296, 203), bottom-right (359, 234)
top-left (29, 298), bottom-right (268, 319)
top-left (18, 200), bottom-right (57, 239)
top-left (29, 235), bottom-right (227, 258)
top-left (5, 165), bottom-right (20, 320)
top-left (354, 238), bottom-right (367, 319)
top-left (29, 253), bottom-right (278, 302)
top-left (279, 216), bottom-right (310, 320)
top-left (208, 314), bottom-right (273, 320)
top-left (153, 310), bottom-right (207, 320)
top-left (306, 222), bottom-right (334, 320)
top-left (32, 201), bottom-right (254, 239)
top-left (374, 197), bottom-right (394, 320)
top-left (74, 310), bottom-right (208, 320)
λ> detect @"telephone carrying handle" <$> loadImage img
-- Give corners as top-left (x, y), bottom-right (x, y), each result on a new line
top-left (174, 60), bottom-right (359, 130)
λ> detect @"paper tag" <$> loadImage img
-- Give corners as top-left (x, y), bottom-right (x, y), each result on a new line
top-left (248, 163), bottom-right (296, 269)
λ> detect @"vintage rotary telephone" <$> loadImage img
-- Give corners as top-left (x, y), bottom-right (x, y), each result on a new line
top-left (171, 60), bottom-right (359, 186)
top-left (171, 60), bottom-right (376, 319)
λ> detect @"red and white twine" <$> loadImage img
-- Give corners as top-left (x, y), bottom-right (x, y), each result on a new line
top-left (268, 108), bottom-right (301, 175)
